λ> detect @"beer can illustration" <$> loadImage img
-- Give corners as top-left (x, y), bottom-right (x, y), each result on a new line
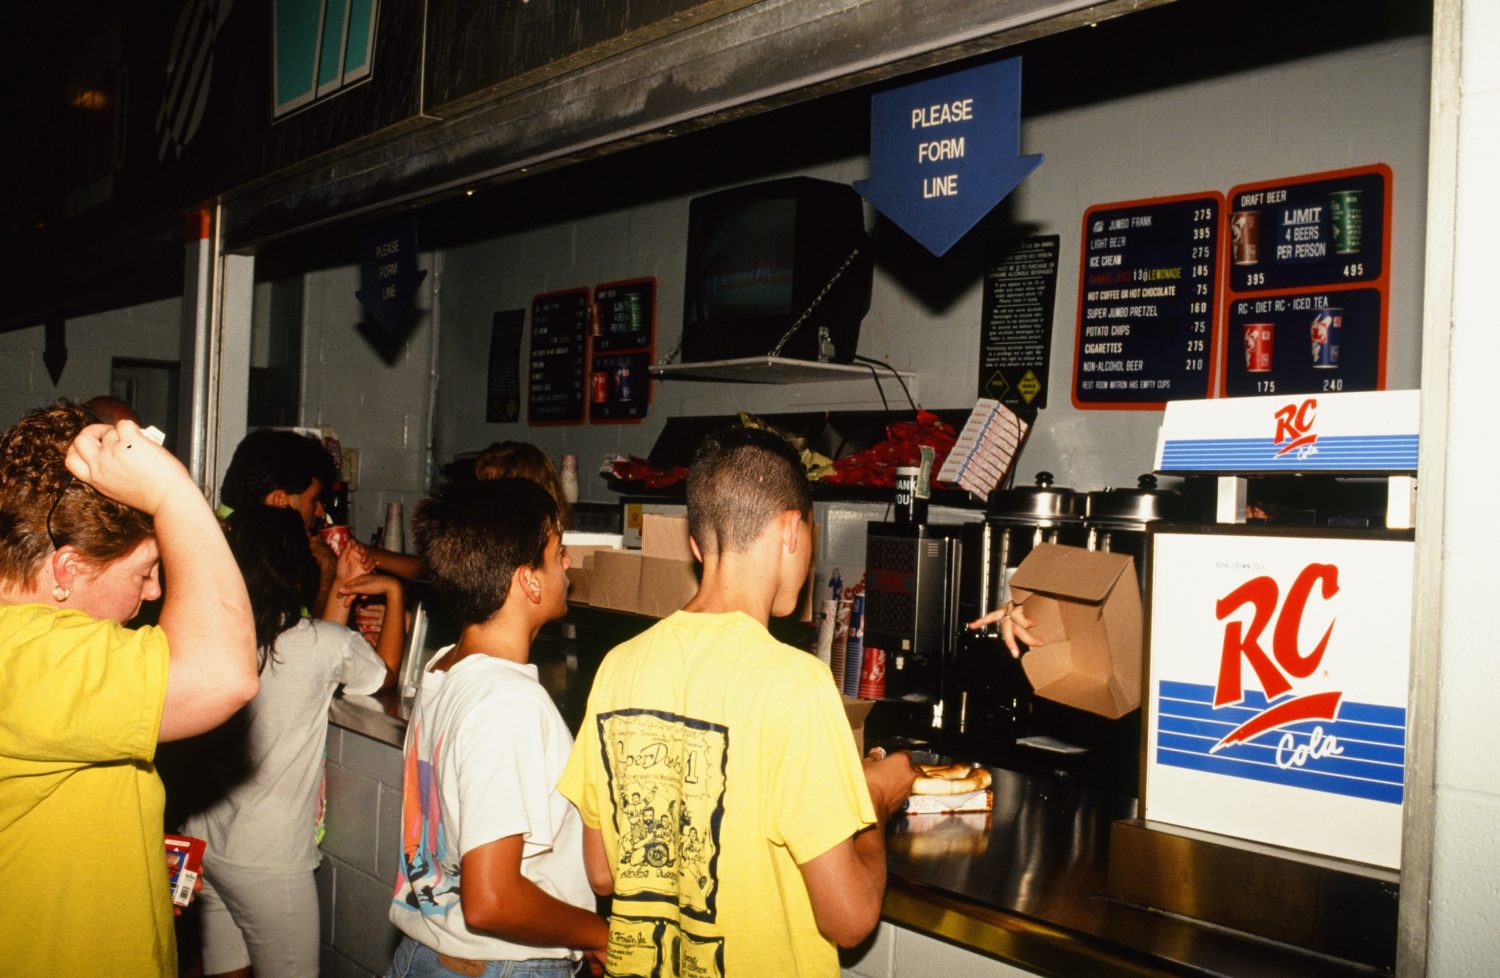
top-left (615, 366), bottom-right (635, 403)
top-left (1230, 210), bottom-right (1261, 265)
top-left (1243, 323), bottom-right (1274, 373)
top-left (591, 371), bottom-right (609, 403)
top-left (1330, 190), bottom-right (1363, 254)
top-left (1310, 308), bottom-right (1342, 368)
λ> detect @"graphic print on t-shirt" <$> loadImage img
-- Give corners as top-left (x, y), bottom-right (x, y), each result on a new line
top-left (393, 722), bottom-right (457, 912)
top-left (598, 708), bottom-right (727, 923)
top-left (608, 913), bottom-right (725, 978)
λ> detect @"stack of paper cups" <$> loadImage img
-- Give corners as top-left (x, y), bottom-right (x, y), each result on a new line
top-left (858, 646), bottom-right (886, 699)
top-left (843, 594), bottom-right (865, 697)
top-left (829, 598), bottom-right (852, 688)
top-left (384, 502), bottom-right (405, 554)
top-left (814, 600), bottom-right (838, 668)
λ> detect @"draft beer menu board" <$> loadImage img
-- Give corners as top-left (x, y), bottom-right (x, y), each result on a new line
top-left (1221, 165), bottom-right (1390, 398)
top-left (1072, 193), bottom-right (1222, 408)
top-left (527, 288), bottom-right (590, 425)
top-left (589, 278), bottom-right (655, 423)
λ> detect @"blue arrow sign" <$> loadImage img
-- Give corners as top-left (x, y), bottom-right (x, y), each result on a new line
top-left (854, 57), bottom-right (1043, 257)
top-left (356, 217), bottom-right (428, 334)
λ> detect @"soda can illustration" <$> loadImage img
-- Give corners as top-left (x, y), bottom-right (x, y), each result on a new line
top-left (1310, 309), bottom-right (1342, 368)
top-left (1230, 210), bottom-right (1260, 265)
top-left (616, 366), bottom-right (635, 403)
top-left (591, 371), bottom-right (610, 403)
top-left (1243, 323), bottom-right (1274, 373)
top-left (1330, 190), bottom-right (1363, 254)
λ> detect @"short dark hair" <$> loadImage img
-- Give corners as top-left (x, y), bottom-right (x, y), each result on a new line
top-left (220, 429), bottom-right (337, 512)
top-left (413, 477), bottom-right (558, 626)
top-left (686, 426), bottom-right (811, 556)
top-left (224, 506), bottom-right (319, 671)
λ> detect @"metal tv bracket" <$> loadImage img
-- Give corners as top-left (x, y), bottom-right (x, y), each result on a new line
top-left (769, 246), bottom-right (863, 361)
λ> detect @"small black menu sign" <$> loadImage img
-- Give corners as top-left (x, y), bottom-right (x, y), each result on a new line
top-left (486, 309), bottom-right (525, 423)
top-left (1073, 193), bottom-right (1222, 408)
top-left (979, 235), bottom-right (1059, 410)
top-left (527, 288), bottom-right (590, 425)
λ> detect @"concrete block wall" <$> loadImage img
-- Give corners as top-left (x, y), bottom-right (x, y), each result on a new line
top-left (0, 298), bottom-right (181, 428)
top-left (842, 921), bottom-right (1037, 978)
top-left (297, 258), bottom-right (439, 545)
top-left (319, 725), bottom-right (406, 978)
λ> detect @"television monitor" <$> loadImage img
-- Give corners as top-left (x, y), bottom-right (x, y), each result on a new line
top-left (682, 177), bottom-right (872, 364)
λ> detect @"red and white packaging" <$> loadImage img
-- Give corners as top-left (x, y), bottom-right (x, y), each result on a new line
top-left (164, 834), bottom-right (206, 908)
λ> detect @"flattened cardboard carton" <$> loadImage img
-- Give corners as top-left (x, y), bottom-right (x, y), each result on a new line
top-left (641, 513), bottom-right (695, 561)
top-left (563, 545), bottom-right (618, 606)
top-left (589, 549), bottom-right (642, 612)
top-left (638, 514), bottom-right (699, 617)
top-left (843, 695), bottom-right (875, 756)
top-left (1008, 543), bottom-right (1142, 719)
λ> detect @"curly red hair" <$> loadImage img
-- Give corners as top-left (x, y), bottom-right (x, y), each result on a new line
top-left (0, 400), bottom-right (153, 588)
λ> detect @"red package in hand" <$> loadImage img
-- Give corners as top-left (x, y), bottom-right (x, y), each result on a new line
top-left (164, 834), bottom-right (206, 908)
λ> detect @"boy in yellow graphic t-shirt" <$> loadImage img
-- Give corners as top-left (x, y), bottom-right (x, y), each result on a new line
top-left (560, 426), bottom-right (916, 977)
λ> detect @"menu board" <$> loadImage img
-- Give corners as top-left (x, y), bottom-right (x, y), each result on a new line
top-left (591, 278), bottom-right (654, 353)
top-left (527, 288), bottom-right (590, 425)
top-left (589, 277), bottom-right (655, 423)
top-left (979, 235), bottom-right (1058, 410)
top-left (1220, 165), bottom-right (1390, 398)
top-left (1073, 193), bottom-right (1222, 408)
top-left (485, 308), bottom-right (525, 423)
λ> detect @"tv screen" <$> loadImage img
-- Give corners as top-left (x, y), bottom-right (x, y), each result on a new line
top-left (682, 177), bottom-right (871, 364)
top-left (692, 197), bottom-right (797, 324)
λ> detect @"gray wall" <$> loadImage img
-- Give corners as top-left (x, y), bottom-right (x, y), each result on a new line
top-left (1426, 1), bottom-right (1500, 973)
top-left (429, 36), bottom-right (1430, 500)
top-left (0, 298), bottom-right (181, 430)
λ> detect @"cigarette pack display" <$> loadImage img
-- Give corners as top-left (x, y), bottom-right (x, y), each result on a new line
top-left (164, 834), bottom-right (206, 908)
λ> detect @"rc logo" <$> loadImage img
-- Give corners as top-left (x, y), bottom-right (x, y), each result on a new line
top-left (1274, 397), bottom-right (1319, 459)
top-left (1210, 562), bottom-right (1341, 754)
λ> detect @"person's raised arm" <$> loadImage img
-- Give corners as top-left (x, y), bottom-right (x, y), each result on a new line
top-left (66, 421), bottom-right (257, 741)
top-left (335, 571), bottom-right (406, 686)
top-left (797, 751), bottom-right (915, 947)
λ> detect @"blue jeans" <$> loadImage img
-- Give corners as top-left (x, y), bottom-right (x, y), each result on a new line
top-left (386, 936), bottom-right (580, 978)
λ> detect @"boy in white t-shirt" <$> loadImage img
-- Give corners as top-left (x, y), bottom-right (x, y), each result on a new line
top-left (387, 478), bottom-right (606, 978)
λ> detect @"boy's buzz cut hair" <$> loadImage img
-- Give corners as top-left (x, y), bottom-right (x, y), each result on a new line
top-left (412, 477), bottom-right (559, 626)
top-left (686, 426), bottom-right (811, 557)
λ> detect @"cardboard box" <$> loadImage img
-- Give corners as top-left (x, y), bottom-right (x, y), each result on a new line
top-left (638, 514), bottom-right (699, 617)
top-left (589, 549), bottom-right (643, 612)
top-left (588, 516), bottom-right (700, 616)
top-left (1009, 544), bottom-right (1142, 719)
top-left (843, 696), bottom-right (875, 756)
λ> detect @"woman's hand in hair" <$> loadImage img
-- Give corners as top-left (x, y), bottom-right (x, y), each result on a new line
top-left (65, 421), bottom-right (196, 516)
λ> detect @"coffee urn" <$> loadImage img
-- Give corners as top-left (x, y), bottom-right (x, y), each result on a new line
top-left (944, 474), bottom-right (1086, 753)
top-left (1083, 474), bottom-right (1183, 587)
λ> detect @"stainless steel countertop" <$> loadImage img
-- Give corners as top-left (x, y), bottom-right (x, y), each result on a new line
top-left (882, 766), bottom-right (1383, 977)
top-left (327, 698), bottom-right (1384, 977)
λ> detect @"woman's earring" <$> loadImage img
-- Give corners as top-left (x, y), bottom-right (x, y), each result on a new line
top-left (52, 585), bottom-right (70, 602)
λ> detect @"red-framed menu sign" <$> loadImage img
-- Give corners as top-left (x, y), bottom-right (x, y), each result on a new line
top-left (1219, 164), bottom-right (1392, 399)
top-left (1072, 191), bottom-right (1224, 410)
top-left (588, 277), bottom-right (656, 424)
